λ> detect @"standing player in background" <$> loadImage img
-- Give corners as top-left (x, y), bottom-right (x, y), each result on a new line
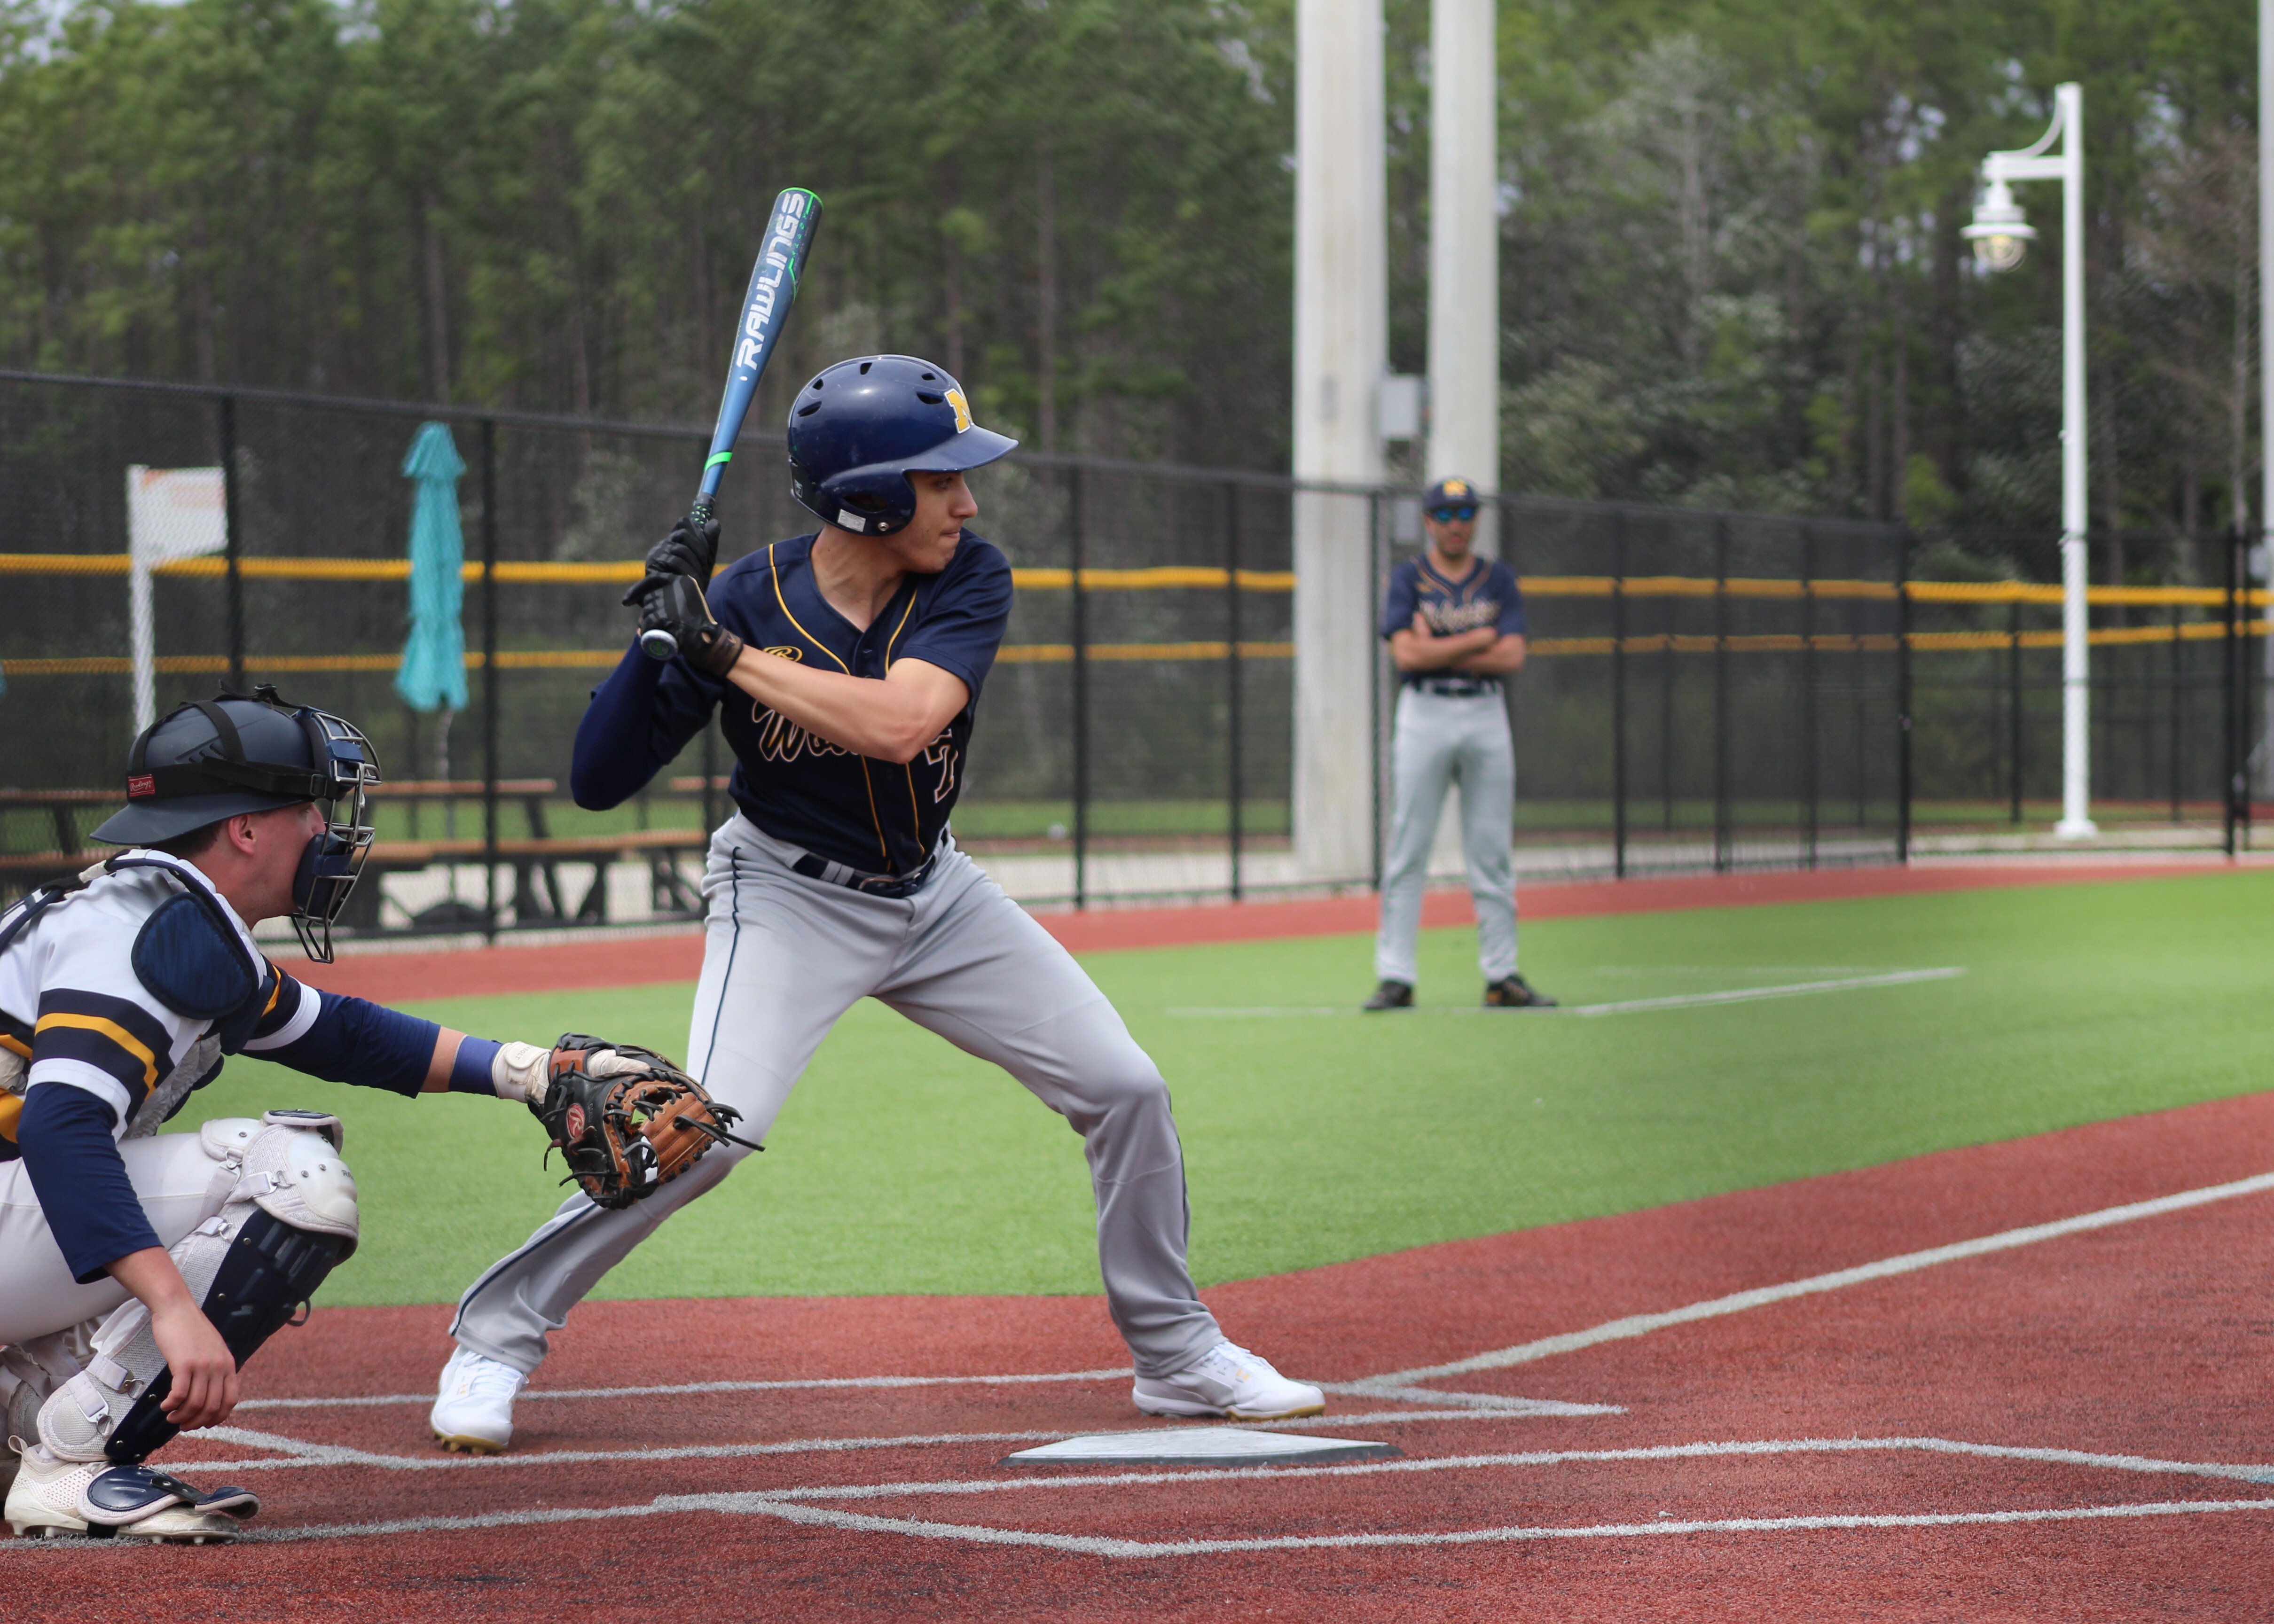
top-left (1364, 478), bottom-right (1555, 1012)
top-left (431, 356), bottom-right (1324, 1453)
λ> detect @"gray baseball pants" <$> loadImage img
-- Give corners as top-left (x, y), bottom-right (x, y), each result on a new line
top-left (1375, 687), bottom-right (1519, 986)
top-left (450, 814), bottom-right (1222, 1379)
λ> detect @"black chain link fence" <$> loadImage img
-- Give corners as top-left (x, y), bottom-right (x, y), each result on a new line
top-left (1, 371), bottom-right (2262, 939)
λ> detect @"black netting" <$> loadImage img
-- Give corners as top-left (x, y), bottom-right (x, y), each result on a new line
top-left (2, 374), bottom-right (2262, 937)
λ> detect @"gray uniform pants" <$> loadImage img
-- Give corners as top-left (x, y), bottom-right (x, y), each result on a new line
top-left (1374, 687), bottom-right (1519, 986)
top-left (450, 815), bottom-right (1221, 1379)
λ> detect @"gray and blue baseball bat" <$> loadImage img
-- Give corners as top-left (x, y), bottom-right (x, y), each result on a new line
top-left (640, 186), bottom-right (823, 660)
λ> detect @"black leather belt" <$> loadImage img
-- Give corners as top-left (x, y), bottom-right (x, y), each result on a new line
top-left (790, 848), bottom-right (940, 899)
top-left (1415, 678), bottom-right (1501, 699)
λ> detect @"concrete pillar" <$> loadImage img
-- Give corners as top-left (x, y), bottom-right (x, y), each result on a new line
top-left (1293, 0), bottom-right (1387, 880)
top-left (1426, 0), bottom-right (1500, 554)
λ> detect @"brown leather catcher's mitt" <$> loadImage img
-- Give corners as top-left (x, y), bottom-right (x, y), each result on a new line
top-left (531, 1034), bottom-right (758, 1209)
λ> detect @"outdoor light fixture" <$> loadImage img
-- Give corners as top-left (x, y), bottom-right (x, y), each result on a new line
top-left (1972, 82), bottom-right (2096, 838)
top-left (1962, 178), bottom-right (2037, 272)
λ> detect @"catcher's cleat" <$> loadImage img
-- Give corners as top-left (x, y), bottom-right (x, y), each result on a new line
top-left (1132, 1342), bottom-right (1325, 1422)
top-left (1362, 980), bottom-right (1414, 1011)
top-left (431, 1345), bottom-right (525, 1455)
top-left (4, 1443), bottom-right (241, 1544)
top-left (1483, 974), bottom-right (1556, 1008)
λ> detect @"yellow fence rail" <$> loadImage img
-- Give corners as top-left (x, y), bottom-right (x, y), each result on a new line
top-left (2, 551), bottom-right (2266, 608)
top-left (5, 625), bottom-right (2264, 680)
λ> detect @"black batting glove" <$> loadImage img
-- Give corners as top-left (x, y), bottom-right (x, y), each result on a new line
top-left (641, 574), bottom-right (745, 678)
top-left (621, 512), bottom-right (721, 607)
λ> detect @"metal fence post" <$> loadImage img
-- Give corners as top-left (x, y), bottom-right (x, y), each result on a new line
top-left (1801, 524), bottom-right (1818, 869)
top-left (2008, 596), bottom-right (2024, 822)
top-left (700, 727), bottom-right (717, 837)
top-left (2169, 601), bottom-right (2183, 822)
top-left (1070, 465), bottom-right (1088, 909)
top-left (1897, 527), bottom-right (1914, 864)
top-left (1224, 479), bottom-right (1243, 902)
top-left (2226, 528), bottom-right (2243, 856)
top-left (1370, 492), bottom-right (1386, 887)
top-left (1611, 510), bottom-right (1627, 878)
top-left (1712, 516), bottom-right (1730, 872)
top-left (1659, 531), bottom-right (1676, 833)
top-left (219, 394), bottom-right (244, 692)
top-left (479, 417), bottom-right (500, 943)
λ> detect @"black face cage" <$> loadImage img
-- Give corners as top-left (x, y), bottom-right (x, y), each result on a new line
top-left (289, 706), bottom-right (379, 964)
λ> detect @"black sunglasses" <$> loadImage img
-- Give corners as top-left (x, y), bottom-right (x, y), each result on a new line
top-left (1427, 504), bottom-right (1479, 523)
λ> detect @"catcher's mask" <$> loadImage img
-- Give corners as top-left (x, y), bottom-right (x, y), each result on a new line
top-left (94, 686), bottom-right (380, 964)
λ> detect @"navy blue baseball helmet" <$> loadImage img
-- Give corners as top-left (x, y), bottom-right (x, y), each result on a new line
top-left (785, 355), bottom-right (1017, 537)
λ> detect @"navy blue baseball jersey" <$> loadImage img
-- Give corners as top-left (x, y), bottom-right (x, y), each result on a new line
top-left (572, 531), bottom-right (1014, 876)
top-left (1379, 554), bottom-right (1527, 684)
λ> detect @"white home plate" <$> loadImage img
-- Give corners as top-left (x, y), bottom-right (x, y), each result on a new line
top-left (1004, 1426), bottom-right (1400, 1467)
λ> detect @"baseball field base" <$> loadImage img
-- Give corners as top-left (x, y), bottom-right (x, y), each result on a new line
top-left (1004, 1428), bottom-right (1401, 1468)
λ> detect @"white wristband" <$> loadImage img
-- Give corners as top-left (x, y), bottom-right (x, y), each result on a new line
top-left (491, 1042), bottom-right (554, 1105)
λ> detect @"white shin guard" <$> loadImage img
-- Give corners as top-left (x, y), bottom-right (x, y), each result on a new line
top-left (34, 1115), bottom-right (359, 1465)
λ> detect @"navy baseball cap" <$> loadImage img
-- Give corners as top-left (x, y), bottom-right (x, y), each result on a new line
top-left (1424, 477), bottom-right (1481, 515)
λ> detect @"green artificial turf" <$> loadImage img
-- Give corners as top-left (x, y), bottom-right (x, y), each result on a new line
top-left (172, 870), bottom-right (2274, 1307)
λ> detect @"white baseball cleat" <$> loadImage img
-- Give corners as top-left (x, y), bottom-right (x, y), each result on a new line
top-left (430, 1345), bottom-right (527, 1455)
top-left (3, 1441), bottom-right (238, 1544)
top-left (1132, 1341), bottom-right (1326, 1421)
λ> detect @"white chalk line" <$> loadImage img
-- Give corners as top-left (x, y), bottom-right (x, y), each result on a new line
top-left (114, 1112), bottom-right (2266, 1559)
top-left (160, 1406), bottom-right (1596, 1478)
top-left (1590, 966), bottom-right (1886, 976)
top-left (633, 1492), bottom-right (2274, 1556)
top-left (1360, 1166), bottom-right (2274, 1388)
top-left (1316, 1385), bottom-right (1617, 1415)
top-left (236, 1376), bottom-right (1611, 1418)
top-left (26, 1436), bottom-right (2266, 1554)
top-left (236, 1368), bottom-right (1135, 1411)
top-left (230, 1148), bottom-right (2265, 1455)
top-left (1166, 966), bottom-right (1965, 1019)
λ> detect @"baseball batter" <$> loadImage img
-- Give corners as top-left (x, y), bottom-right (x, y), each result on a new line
top-left (431, 356), bottom-right (1322, 1451)
top-left (0, 689), bottom-right (600, 1542)
top-left (1365, 478), bottom-right (1555, 1011)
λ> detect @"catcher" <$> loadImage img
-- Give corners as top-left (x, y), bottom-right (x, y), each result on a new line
top-left (0, 690), bottom-right (720, 1543)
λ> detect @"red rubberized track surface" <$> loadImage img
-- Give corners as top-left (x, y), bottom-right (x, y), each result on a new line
top-left (24, 1088), bottom-right (2274, 1619)
top-left (294, 859), bottom-right (2247, 1003)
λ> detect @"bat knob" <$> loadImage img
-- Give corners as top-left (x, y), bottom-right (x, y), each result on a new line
top-left (638, 628), bottom-right (680, 663)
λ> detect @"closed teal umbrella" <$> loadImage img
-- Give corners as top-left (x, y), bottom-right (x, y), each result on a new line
top-left (395, 421), bottom-right (470, 719)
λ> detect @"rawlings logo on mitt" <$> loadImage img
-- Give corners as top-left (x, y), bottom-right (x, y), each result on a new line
top-left (532, 1034), bottom-right (759, 1209)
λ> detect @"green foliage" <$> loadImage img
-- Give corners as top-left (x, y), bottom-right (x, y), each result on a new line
top-left (0, 0), bottom-right (2256, 537)
top-left (0, 0), bottom-right (1293, 466)
top-left (1486, 0), bottom-right (2263, 540)
top-left (179, 871), bottom-right (2274, 1305)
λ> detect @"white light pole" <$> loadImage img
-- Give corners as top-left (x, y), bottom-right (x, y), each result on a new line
top-left (1966, 82), bottom-right (2095, 837)
top-left (1426, 0), bottom-right (1499, 552)
top-left (2260, 0), bottom-right (2274, 804)
top-left (1292, 0), bottom-right (1388, 878)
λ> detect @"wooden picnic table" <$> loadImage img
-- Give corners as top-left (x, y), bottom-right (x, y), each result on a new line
top-left (0, 788), bottom-right (125, 862)
top-left (1, 776), bottom-right (708, 928)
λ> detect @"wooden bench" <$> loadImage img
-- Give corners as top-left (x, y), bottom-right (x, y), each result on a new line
top-left (0, 789), bottom-right (122, 874)
top-left (3, 779), bottom-right (709, 929)
top-left (359, 779), bottom-right (707, 926)
top-left (361, 828), bottom-right (707, 927)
